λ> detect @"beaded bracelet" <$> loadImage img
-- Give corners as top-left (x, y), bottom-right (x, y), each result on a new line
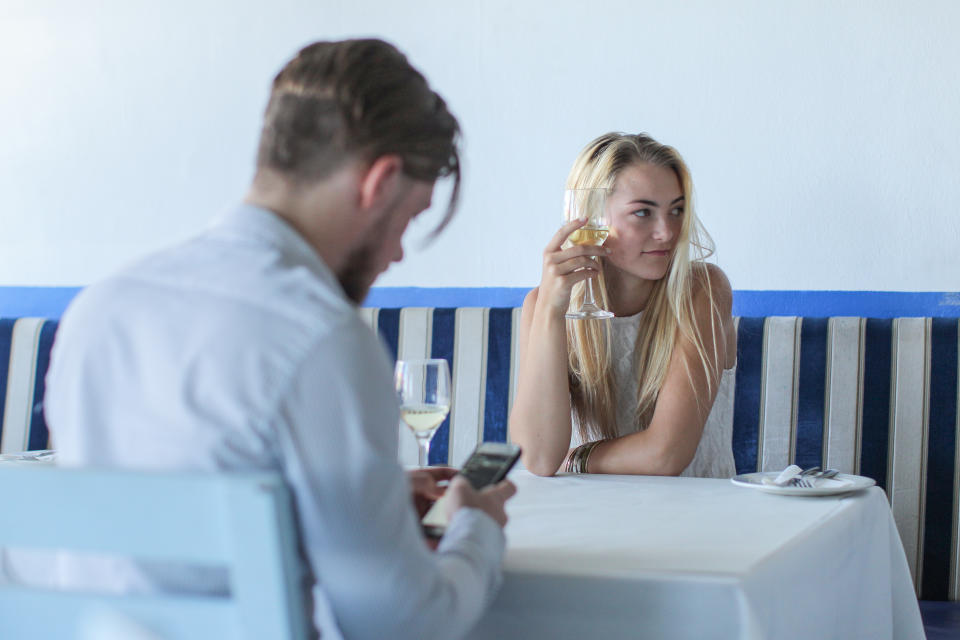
top-left (566, 440), bottom-right (602, 474)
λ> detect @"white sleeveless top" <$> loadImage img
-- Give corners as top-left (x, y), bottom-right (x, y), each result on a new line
top-left (571, 312), bottom-right (737, 479)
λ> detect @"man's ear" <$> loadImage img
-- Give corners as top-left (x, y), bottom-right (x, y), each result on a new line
top-left (359, 155), bottom-right (404, 211)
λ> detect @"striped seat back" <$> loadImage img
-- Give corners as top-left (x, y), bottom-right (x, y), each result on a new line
top-left (0, 318), bottom-right (57, 454)
top-left (732, 316), bottom-right (958, 602)
top-left (3, 311), bottom-right (959, 601)
top-left (359, 307), bottom-right (522, 468)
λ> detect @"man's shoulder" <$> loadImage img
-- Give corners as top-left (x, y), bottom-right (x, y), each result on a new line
top-left (83, 226), bottom-right (349, 320)
top-left (60, 230), bottom-right (374, 381)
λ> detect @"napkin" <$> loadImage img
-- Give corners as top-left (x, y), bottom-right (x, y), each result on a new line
top-left (762, 464), bottom-right (802, 486)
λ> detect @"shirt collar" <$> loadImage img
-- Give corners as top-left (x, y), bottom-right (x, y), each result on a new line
top-left (210, 203), bottom-right (348, 301)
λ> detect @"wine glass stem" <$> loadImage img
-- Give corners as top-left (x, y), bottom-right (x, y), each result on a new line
top-left (583, 258), bottom-right (599, 307)
top-left (417, 435), bottom-right (431, 468)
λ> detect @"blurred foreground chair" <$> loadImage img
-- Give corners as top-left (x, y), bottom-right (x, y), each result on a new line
top-left (0, 466), bottom-right (310, 640)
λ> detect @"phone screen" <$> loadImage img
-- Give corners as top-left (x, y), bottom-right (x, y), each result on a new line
top-left (421, 442), bottom-right (520, 537)
top-left (459, 448), bottom-right (520, 489)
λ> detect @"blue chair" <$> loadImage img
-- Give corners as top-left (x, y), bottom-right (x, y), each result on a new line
top-left (0, 466), bottom-right (311, 639)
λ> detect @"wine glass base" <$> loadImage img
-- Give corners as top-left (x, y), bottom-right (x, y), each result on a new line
top-left (565, 308), bottom-right (614, 320)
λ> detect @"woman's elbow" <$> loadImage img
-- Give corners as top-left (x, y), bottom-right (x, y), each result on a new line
top-left (657, 461), bottom-right (687, 477)
top-left (522, 452), bottom-right (562, 477)
top-left (648, 445), bottom-right (693, 476)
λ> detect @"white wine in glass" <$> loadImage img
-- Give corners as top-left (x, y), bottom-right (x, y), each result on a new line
top-left (394, 358), bottom-right (451, 467)
top-left (399, 404), bottom-right (449, 433)
top-left (567, 226), bottom-right (610, 246)
top-left (564, 187), bottom-right (613, 319)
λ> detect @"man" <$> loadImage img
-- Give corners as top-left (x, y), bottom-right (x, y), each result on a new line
top-left (44, 39), bottom-right (516, 639)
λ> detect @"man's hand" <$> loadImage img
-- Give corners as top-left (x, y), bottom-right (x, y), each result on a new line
top-left (408, 466), bottom-right (457, 518)
top-left (444, 476), bottom-right (517, 527)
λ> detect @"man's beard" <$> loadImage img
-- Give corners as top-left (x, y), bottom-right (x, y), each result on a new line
top-left (336, 199), bottom-right (402, 305)
top-left (337, 241), bottom-right (379, 305)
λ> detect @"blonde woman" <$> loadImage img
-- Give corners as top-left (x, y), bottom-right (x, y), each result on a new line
top-left (509, 132), bottom-right (737, 478)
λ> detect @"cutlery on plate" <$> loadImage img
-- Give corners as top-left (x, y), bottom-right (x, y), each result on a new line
top-left (791, 468), bottom-right (841, 488)
top-left (788, 467), bottom-right (822, 488)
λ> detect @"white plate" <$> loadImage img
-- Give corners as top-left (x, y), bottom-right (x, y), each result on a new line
top-left (730, 471), bottom-right (876, 496)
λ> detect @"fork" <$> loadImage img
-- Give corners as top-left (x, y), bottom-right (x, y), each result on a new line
top-left (791, 468), bottom-right (839, 488)
top-left (789, 467), bottom-right (821, 488)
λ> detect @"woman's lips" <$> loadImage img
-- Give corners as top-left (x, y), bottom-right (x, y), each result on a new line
top-left (642, 250), bottom-right (670, 257)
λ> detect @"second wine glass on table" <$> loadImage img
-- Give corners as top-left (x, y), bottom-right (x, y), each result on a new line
top-left (394, 358), bottom-right (451, 468)
top-left (564, 187), bottom-right (613, 320)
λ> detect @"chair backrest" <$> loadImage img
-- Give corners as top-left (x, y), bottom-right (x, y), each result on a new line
top-left (0, 466), bottom-right (310, 640)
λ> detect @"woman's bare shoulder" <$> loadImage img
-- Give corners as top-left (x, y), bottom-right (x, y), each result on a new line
top-left (518, 287), bottom-right (540, 326)
top-left (521, 287), bottom-right (540, 313)
top-left (691, 263), bottom-right (732, 315)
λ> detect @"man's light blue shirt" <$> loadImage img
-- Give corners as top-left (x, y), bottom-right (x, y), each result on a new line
top-left (43, 204), bottom-right (505, 639)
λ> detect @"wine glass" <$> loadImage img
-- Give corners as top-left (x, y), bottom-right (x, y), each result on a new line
top-left (564, 187), bottom-right (614, 319)
top-left (394, 358), bottom-right (451, 467)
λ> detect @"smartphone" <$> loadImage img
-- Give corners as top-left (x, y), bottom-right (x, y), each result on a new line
top-left (421, 442), bottom-right (521, 538)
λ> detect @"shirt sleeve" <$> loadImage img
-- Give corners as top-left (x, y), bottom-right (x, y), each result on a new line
top-left (270, 319), bottom-right (505, 639)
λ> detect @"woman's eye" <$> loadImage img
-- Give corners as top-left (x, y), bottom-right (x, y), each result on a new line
top-left (670, 207), bottom-right (685, 217)
top-left (632, 209), bottom-right (651, 218)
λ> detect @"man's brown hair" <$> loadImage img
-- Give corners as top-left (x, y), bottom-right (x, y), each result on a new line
top-left (256, 39), bottom-right (461, 233)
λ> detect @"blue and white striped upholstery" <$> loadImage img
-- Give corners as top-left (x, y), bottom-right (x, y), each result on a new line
top-left (358, 307), bottom-right (522, 469)
top-left (0, 318), bottom-right (55, 454)
top-left (2, 312), bottom-right (959, 602)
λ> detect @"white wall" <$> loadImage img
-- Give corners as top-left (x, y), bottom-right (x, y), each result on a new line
top-left (1, 0), bottom-right (958, 291)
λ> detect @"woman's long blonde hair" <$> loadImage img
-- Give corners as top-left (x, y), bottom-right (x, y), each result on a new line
top-left (566, 132), bottom-right (721, 443)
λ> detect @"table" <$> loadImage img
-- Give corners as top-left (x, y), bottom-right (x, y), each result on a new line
top-left (467, 471), bottom-right (924, 640)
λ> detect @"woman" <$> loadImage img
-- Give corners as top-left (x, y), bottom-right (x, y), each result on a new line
top-left (509, 132), bottom-right (737, 478)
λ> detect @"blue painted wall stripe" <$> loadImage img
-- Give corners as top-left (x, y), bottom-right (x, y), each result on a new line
top-left (731, 291), bottom-right (960, 318)
top-left (860, 319), bottom-right (893, 490)
top-left (28, 320), bottom-right (57, 450)
top-left (922, 318), bottom-right (958, 601)
top-left (429, 309), bottom-right (456, 465)
top-left (795, 318), bottom-right (828, 469)
top-left (732, 318), bottom-right (764, 474)
top-left (0, 288), bottom-right (80, 320)
top-left (367, 288), bottom-right (528, 309)
top-left (483, 308), bottom-right (513, 444)
top-left (4, 287), bottom-right (960, 319)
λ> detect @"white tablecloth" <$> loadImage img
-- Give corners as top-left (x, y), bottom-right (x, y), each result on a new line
top-left (467, 471), bottom-right (924, 640)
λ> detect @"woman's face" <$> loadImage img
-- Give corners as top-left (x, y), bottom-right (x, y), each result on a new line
top-left (604, 162), bottom-right (685, 282)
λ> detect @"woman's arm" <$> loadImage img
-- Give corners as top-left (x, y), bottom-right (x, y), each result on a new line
top-left (586, 265), bottom-right (735, 476)
top-left (508, 219), bottom-right (608, 476)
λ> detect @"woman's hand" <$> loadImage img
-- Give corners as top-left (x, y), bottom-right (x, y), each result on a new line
top-left (537, 218), bottom-right (609, 314)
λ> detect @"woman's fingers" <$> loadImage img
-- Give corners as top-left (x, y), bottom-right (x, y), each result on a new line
top-left (546, 255), bottom-right (601, 277)
top-left (545, 217), bottom-right (589, 253)
top-left (560, 269), bottom-right (602, 289)
top-left (538, 221), bottom-right (610, 313)
top-left (547, 244), bottom-right (608, 264)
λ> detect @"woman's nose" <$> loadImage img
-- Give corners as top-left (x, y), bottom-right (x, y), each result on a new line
top-left (652, 216), bottom-right (674, 242)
